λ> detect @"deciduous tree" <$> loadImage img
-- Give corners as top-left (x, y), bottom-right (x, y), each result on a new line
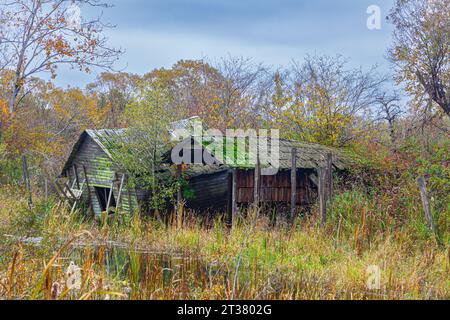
top-left (0, 0), bottom-right (122, 115)
top-left (388, 0), bottom-right (449, 117)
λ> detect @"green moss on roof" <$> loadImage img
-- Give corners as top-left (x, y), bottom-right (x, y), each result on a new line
top-left (63, 119), bottom-right (350, 177)
top-left (201, 136), bottom-right (348, 170)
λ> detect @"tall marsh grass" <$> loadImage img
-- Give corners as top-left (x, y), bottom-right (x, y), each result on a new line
top-left (0, 184), bottom-right (448, 300)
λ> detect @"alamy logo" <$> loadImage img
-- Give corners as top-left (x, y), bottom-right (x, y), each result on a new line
top-left (366, 265), bottom-right (381, 290)
top-left (170, 120), bottom-right (280, 176)
top-left (66, 3), bottom-right (81, 29)
top-left (66, 261), bottom-right (82, 291)
top-left (366, 5), bottom-right (381, 30)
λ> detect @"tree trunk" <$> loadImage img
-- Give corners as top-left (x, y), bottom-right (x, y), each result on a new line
top-left (9, 76), bottom-right (21, 114)
top-left (22, 155), bottom-right (32, 208)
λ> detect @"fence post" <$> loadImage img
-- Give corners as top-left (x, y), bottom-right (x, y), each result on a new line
top-left (291, 148), bottom-right (297, 220)
top-left (326, 153), bottom-right (333, 213)
top-left (176, 164), bottom-right (183, 228)
top-left (227, 171), bottom-right (233, 230)
top-left (418, 176), bottom-right (436, 234)
top-left (44, 177), bottom-right (48, 203)
top-left (232, 169), bottom-right (237, 227)
top-left (254, 155), bottom-right (260, 209)
top-left (318, 167), bottom-right (327, 227)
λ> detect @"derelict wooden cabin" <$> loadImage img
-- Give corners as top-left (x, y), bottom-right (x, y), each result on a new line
top-left (60, 129), bottom-right (140, 216)
top-left (60, 125), bottom-right (346, 218)
top-left (182, 138), bottom-right (346, 215)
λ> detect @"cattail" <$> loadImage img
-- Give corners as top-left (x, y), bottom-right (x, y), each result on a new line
top-left (51, 282), bottom-right (59, 300)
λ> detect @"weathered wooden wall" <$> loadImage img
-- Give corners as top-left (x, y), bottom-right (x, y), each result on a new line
top-left (63, 135), bottom-right (138, 216)
top-left (185, 170), bottom-right (229, 211)
top-left (236, 169), bottom-right (314, 205)
top-left (184, 168), bottom-right (315, 212)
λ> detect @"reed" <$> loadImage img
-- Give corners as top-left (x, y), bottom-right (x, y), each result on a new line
top-left (0, 185), bottom-right (448, 300)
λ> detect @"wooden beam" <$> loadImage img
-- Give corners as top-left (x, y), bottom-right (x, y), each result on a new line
top-left (44, 177), bottom-right (48, 203)
top-left (64, 181), bottom-right (77, 200)
top-left (418, 176), bottom-right (436, 234)
top-left (232, 169), bottom-right (237, 226)
top-left (309, 174), bottom-right (318, 187)
top-left (127, 175), bottom-right (133, 215)
top-left (116, 173), bottom-right (126, 213)
top-left (254, 155), bottom-right (260, 208)
top-left (318, 167), bottom-right (327, 227)
top-left (176, 165), bottom-right (183, 204)
top-left (72, 165), bottom-right (80, 190)
top-left (82, 165), bottom-right (94, 216)
top-left (227, 171), bottom-right (233, 229)
top-left (54, 180), bottom-right (71, 202)
top-left (291, 148), bottom-right (297, 219)
top-left (105, 172), bottom-right (116, 215)
top-left (176, 165), bottom-right (183, 228)
top-left (63, 181), bottom-right (78, 214)
top-left (326, 153), bottom-right (333, 213)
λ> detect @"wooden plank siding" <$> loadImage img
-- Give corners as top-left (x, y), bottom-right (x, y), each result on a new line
top-left (184, 168), bottom-right (315, 212)
top-left (236, 169), bottom-right (315, 205)
top-left (185, 170), bottom-right (229, 211)
top-left (63, 135), bottom-right (138, 216)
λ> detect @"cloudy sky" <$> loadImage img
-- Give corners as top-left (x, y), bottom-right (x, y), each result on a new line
top-left (56, 0), bottom-right (395, 88)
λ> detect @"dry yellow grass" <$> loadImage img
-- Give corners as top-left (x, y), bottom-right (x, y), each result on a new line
top-left (0, 185), bottom-right (448, 300)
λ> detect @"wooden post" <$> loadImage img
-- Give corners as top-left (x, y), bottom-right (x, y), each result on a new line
top-left (116, 173), bottom-right (126, 213)
top-left (72, 165), bottom-right (80, 190)
top-left (63, 181), bottom-right (79, 214)
top-left (44, 177), bottom-right (48, 203)
top-left (309, 174), bottom-right (318, 187)
top-left (176, 165), bottom-right (183, 228)
top-left (291, 148), bottom-right (297, 219)
top-left (254, 155), bottom-right (260, 209)
top-left (105, 172), bottom-right (116, 214)
top-left (232, 169), bottom-right (237, 226)
top-left (82, 165), bottom-right (93, 216)
top-left (64, 181), bottom-right (77, 200)
top-left (418, 176), bottom-right (436, 234)
top-left (22, 155), bottom-right (32, 207)
top-left (227, 171), bottom-right (233, 229)
top-left (326, 153), bottom-right (333, 211)
top-left (177, 165), bottom-right (182, 204)
top-left (54, 180), bottom-right (71, 202)
top-left (318, 167), bottom-right (327, 227)
top-left (127, 176), bottom-right (133, 215)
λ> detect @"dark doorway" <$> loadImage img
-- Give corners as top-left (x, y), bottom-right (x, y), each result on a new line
top-left (94, 187), bottom-right (116, 212)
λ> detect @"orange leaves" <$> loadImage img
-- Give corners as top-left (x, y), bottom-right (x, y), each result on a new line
top-left (45, 37), bottom-right (74, 58)
top-left (0, 99), bottom-right (13, 131)
top-left (51, 88), bottom-right (106, 130)
top-left (1, 84), bottom-right (108, 161)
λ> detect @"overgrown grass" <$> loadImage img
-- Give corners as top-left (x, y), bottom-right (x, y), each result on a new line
top-left (0, 184), bottom-right (448, 300)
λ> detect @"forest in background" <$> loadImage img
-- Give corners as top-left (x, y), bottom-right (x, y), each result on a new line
top-left (0, 0), bottom-right (448, 237)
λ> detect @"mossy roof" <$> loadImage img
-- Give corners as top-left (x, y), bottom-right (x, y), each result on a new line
top-left (63, 120), bottom-right (349, 176)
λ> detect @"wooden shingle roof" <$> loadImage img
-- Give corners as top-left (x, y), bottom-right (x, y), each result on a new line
top-left (63, 118), bottom-right (349, 176)
top-left (200, 136), bottom-right (347, 170)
